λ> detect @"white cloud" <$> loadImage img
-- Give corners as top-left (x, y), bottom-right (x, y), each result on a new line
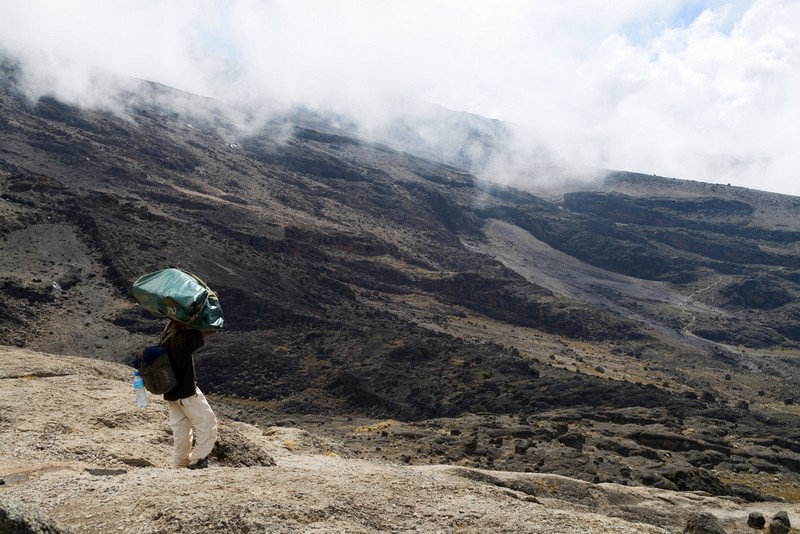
top-left (0, 0), bottom-right (798, 196)
top-left (591, 0), bottom-right (800, 194)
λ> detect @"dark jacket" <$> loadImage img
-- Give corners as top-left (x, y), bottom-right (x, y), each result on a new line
top-left (162, 329), bottom-right (204, 401)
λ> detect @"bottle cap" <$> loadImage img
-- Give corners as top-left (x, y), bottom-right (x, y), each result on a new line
top-left (134, 370), bottom-right (140, 376)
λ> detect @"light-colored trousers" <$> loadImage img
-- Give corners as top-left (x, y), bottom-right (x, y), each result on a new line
top-left (166, 387), bottom-right (218, 467)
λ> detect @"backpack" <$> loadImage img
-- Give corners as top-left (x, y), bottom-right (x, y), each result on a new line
top-left (133, 329), bottom-right (177, 394)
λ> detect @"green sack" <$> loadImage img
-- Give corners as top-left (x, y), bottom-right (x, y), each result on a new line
top-left (132, 268), bottom-right (224, 331)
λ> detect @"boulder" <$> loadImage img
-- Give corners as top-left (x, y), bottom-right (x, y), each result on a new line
top-left (766, 511), bottom-right (791, 534)
top-left (0, 497), bottom-right (70, 534)
top-left (683, 512), bottom-right (727, 534)
top-left (746, 511), bottom-right (765, 529)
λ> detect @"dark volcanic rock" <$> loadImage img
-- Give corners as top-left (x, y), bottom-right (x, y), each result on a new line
top-left (767, 511), bottom-right (791, 534)
top-left (682, 512), bottom-right (727, 534)
top-left (721, 276), bottom-right (793, 309)
top-left (747, 511), bottom-right (765, 529)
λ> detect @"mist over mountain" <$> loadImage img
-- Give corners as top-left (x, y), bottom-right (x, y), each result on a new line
top-left (4, 1), bottom-right (799, 197)
top-left (1, 54), bottom-right (799, 512)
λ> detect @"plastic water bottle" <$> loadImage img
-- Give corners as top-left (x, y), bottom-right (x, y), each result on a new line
top-left (133, 371), bottom-right (147, 408)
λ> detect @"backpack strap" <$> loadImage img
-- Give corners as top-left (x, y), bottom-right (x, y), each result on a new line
top-left (159, 322), bottom-right (179, 345)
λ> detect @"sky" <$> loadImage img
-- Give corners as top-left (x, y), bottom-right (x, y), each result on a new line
top-left (1, 0), bottom-right (799, 196)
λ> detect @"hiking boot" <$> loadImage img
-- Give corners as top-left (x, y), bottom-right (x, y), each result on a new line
top-left (187, 458), bottom-right (209, 470)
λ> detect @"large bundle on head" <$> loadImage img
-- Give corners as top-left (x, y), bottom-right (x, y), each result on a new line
top-left (132, 268), bottom-right (224, 331)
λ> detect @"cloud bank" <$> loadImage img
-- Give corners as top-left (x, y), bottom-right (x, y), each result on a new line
top-left (1, 0), bottom-right (798, 195)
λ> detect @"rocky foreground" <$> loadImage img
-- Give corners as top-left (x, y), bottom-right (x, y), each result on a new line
top-left (0, 347), bottom-right (797, 534)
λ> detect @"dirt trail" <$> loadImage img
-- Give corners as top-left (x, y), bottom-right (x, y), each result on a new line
top-left (680, 277), bottom-right (725, 334)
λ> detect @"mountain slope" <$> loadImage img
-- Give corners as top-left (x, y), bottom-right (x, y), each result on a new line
top-left (2, 347), bottom-right (797, 534)
top-left (1, 58), bottom-right (799, 502)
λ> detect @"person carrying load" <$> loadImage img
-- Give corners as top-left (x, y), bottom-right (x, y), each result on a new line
top-left (132, 268), bottom-right (224, 469)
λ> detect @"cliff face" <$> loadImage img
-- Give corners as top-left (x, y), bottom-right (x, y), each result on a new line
top-left (1, 347), bottom-right (797, 534)
top-left (1, 58), bottom-right (800, 506)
